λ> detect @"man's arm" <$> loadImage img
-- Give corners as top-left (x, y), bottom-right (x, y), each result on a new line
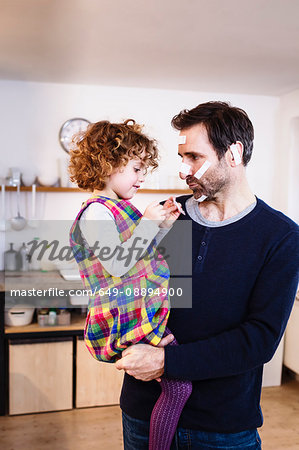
top-left (116, 230), bottom-right (299, 382)
top-left (164, 230), bottom-right (299, 380)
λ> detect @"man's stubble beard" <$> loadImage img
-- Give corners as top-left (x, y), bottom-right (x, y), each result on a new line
top-left (189, 159), bottom-right (230, 201)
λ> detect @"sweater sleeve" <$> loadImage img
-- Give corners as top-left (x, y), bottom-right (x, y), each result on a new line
top-left (164, 230), bottom-right (299, 381)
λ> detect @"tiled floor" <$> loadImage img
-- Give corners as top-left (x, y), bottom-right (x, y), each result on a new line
top-left (0, 377), bottom-right (298, 449)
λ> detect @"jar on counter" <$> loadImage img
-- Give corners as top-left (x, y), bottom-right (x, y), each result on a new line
top-left (37, 309), bottom-right (49, 327)
top-left (48, 309), bottom-right (57, 326)
top-left (57, 308), bottom-right (71, 326)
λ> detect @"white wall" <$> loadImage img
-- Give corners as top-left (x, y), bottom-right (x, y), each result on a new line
top-left (0, 79), bottom-right (280, 194)
top-left (274, 89), bottom-right (299, 222)
top-left (0, 79), bottom-right (280, 269)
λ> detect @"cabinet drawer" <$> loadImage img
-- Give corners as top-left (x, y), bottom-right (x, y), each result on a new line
top-left (76, 337), bottom-right (123, 408)
top-left (9, 338), bottom-right (73, 415)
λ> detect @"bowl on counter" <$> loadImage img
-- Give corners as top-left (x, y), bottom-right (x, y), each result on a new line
top-left (5, 306), bottom-right (35, 326)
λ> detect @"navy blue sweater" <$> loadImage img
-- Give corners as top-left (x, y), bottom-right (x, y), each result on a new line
top-left (120, 197), bottom-right (299, 433)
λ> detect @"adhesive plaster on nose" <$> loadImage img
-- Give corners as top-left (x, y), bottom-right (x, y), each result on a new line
top-left (178, 135), bottom-right (186, 145)
top-left (230, 144), bottom-right (242, 166)
top-left (179, 162), bottom-right (191, 175)
top-left (194, 160), bottom-right (211, 180)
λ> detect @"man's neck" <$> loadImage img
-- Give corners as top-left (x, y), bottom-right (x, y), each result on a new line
top-left (198, 179), bottom-right (256, 222)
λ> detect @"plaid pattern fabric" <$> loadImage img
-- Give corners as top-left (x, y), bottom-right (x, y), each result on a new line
top-left (69, 195), bottom-right (170, 363)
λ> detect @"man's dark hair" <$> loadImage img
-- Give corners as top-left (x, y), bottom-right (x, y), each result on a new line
top-left (171, 101), bottom-right (254, 166)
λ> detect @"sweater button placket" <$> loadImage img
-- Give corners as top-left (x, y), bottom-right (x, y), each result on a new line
top-left (195, 228), bottom-right (210, 272)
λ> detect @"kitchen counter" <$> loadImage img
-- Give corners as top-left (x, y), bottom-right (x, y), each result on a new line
top-left (4, 313), bottom-right (85, 334)
top-left (1, 270), bottom-right (83, 291)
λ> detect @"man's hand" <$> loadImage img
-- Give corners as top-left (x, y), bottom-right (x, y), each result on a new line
top-left (115, 333), bottom-right (174, 382)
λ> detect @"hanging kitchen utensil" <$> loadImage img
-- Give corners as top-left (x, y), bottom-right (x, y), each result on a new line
top-left (0, 184), bottom-right (6, 231)
top-left (11, 182), bottom-right (27, 231)
top-left (28, 184), bottom-right (38, 228)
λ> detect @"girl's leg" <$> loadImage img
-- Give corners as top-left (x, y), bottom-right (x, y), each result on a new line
top-left (149, 328), bottom-right (192, 450)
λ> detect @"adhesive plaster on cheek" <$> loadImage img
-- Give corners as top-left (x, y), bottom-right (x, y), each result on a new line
top-left (194, 160), bottom-right (211, 180)
top-left (178, 135), bottom-right (186, 145)
top-left (230, 144), bottom-right (242, 166)
top-left (179, 162), bottom-right (191, 175)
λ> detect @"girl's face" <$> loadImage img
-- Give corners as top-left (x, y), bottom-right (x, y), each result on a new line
top-left (107, 157), bottom-right (146, 199)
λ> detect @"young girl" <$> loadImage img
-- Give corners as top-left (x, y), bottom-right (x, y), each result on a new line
top-left (69, 119), bottom-right (192, 450)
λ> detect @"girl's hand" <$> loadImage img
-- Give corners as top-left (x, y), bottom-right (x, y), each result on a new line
top-left (160, 197), bottom-right (182, 228)
top-left (144, 201), bottom-right (167, 224)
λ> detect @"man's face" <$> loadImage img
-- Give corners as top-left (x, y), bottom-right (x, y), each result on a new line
top-left (178, 124), bottom-right (230, 201)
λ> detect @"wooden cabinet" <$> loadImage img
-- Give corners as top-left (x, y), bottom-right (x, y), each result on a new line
top-left (0, 295), bottom-right (125, 416)
top-left (9, 337), bottom-right (73, 415)
top-left (76, 337), bottom-right (123, 408)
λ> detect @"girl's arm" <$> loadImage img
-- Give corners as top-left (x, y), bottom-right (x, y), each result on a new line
top-left (80, 202), bottom-right (166, 277)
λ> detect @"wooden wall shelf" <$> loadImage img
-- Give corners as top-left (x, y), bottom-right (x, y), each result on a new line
top-left (5, 314), bottom-right (86, 334)
top-left (1, 186), bottom-right (191, 194)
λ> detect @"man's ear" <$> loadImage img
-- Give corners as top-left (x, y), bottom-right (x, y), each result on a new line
top-left (229, 142), bottom-right (243, 166)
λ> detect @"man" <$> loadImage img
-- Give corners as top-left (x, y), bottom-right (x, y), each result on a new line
top-left (116, 101), bottom-right (299, 449)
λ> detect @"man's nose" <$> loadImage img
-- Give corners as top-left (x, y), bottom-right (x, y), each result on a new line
top-left (179, 171), bottom-right (188, 180)
top-left (179, 161), bottom-right (193, 180)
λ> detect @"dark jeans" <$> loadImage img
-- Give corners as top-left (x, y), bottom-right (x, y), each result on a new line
top-left (122, 411), bottom-right (262, 450)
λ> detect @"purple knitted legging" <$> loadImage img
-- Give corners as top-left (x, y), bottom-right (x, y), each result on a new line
top-left (149, 329), bottom-right (192, 450)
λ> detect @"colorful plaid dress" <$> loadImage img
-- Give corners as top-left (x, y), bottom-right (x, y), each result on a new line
top-left (69, 195), bottom-right (170, 363)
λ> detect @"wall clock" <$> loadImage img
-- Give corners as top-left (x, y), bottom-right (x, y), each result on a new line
top-left (59, 118), bottom-right (90, 153)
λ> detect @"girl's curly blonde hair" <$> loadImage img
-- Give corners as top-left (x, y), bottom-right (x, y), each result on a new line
top-left (69, 119), bottom-right (159, 191)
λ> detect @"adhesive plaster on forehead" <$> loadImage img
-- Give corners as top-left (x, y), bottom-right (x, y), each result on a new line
top-left (179, 162), bottom-right (191, 175)
top-left (230, 144), bottom-right (242, 166)
top-left (178, 135), bottom-right (186, 145)
top-left (194, 160), bottom-right (211, 180)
